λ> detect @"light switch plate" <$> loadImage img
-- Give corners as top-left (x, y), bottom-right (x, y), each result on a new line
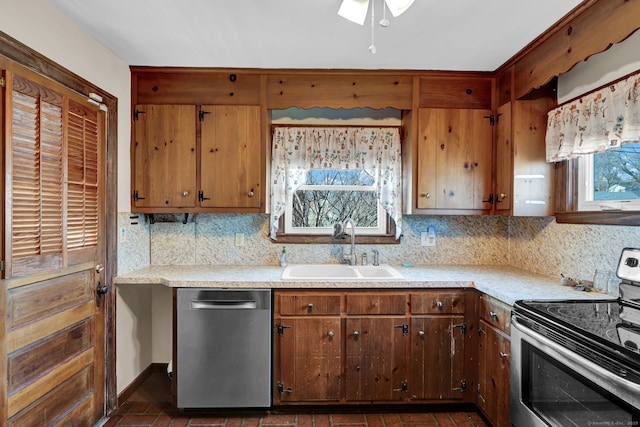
top-left (421, 228), bottom-right (436, 246)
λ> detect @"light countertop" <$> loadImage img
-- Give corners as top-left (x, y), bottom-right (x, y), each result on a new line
top-left (113, 264), bottom-right (610, 306)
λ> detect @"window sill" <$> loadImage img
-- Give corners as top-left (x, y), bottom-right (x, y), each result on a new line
top-left (555, 211), bottom-right (640, 226)
top-left (271, 234), bottom-right (400, 244)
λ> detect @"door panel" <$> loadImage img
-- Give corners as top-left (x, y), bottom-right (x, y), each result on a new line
top-left (409, 316), bottom-right (465, 400)
top-left (200, 105), bottom-right (261, 209)
top-left (133, 104), bottom-right (197, 208)
top-left (3, 69), bottom-right (106, 425)
top-left (345, 317), bottom-right (406, 401)
top-left (276, 317), bottom-right (342, 402)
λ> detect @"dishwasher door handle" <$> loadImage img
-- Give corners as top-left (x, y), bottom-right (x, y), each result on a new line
top-left (191, 300), bottom-right (258, 310)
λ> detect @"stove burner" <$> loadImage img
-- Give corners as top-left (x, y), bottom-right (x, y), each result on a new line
top-left (546, 303), bottom-right (612, 322)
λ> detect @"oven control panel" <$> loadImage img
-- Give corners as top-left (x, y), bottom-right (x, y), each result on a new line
top-left (617, 247), bottom-right (640, 283)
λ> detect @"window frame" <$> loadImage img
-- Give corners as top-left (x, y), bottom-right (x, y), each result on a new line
top-left (577, 151), bottom-right (640, 212)
top-left (283, 171), bottom-right (388, 236)
top-left (554, 158), bottom-right (640, 226)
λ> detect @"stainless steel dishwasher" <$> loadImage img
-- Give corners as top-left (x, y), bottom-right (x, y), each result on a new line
top-left (176, 288), bottom-right (272, 409)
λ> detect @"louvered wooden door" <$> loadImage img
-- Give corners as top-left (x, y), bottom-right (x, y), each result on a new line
top-left (2, 70), bottom-right (106, 426)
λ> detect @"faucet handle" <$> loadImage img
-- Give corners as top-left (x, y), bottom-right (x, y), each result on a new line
top-left (372, 249), bottom-right (380, 266)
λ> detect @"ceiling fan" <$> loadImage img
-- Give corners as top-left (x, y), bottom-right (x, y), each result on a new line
top-left (338, 0), bottom-right (415, 25)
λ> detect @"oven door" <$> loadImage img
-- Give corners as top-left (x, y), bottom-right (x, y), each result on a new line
top-left (511, 316), bottom-right (640, 427)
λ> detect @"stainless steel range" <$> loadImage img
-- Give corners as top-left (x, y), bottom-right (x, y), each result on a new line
top-left (511, 248), bottom-right (640, 426)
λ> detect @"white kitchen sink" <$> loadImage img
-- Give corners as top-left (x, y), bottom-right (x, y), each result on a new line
top-left (281, 264), bottom-right (404, 281)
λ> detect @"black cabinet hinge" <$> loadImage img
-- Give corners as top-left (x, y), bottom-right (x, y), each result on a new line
top-left (277, 323), bottom-right (292, 336)
top-left (453, 379), bottom-right (467, 392)
top-left (394, 323), bottom-right (409, 336)
top-left (199, 110), bottom-right (212, 121)
top-left (133, 190), bottom-right (145, 202)
top-left (393, 380), bottom-right (408, 393)
top-left (133, 109), bottom-right (145, 121)
top-left (482, 193), bottom-right (494, 204)
top-left (483, 114), bottom-right (495, 126)
top-left (277, 381), bottom-right (293, 394)
top-left (453, 323), bottom-right (467, 335)
top-left (198, 190), bottom-right (211, 202)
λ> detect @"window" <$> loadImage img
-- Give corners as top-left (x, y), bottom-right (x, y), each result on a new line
top-left (578, 143), bottom-right (640, 211)
top-left (284, 169), bottom-right (387, 235)
top-left (270, 126), bottom-right (402, 241)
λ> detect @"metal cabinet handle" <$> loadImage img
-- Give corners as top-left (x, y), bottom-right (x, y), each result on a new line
top-left (95, 264), bottom-right (104, 273)
top-left (499, 352), bottom-right (509, 359)
top-left (418, 330), bottom-right (425, 337)
top-left (423, 193), bottom-right (431, 199)
top-left (353, 330), bottom-right (360, 337)
top-left (489, 311), bottom-right (498, 320)
top-left (437, 301), bottom-right (443, 309)
top-left (328, 331), bottom-right (334, 337)
top-left (307, 303), bottom-right (313, 313)
top-left (248, 189), bottom-right (254, 198)
top-left (182, 191), bottom-right (189, 197)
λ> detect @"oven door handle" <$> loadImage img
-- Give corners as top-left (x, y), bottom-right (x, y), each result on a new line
top-left (512, 316), bottom-right (640, 407)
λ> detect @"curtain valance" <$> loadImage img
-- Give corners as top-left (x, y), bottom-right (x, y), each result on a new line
top-left (270, 126), bottom-right (402, 240)
top-left (546, 71), bottom-right (640, 163)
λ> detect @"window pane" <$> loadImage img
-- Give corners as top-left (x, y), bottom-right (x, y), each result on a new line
top-left (305, 169), bottom-right (374, 186)
top-left (593, 144), bottom-right (640, 201)
top-left (291, 189), bottom-right (379, 228)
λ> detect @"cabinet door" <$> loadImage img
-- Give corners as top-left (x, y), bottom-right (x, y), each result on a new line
top-left (417, 108), bottom-right (493, 210)
top-left (275, 317), bottom-right (342, 403)
top-left (200, 105), bottom-right (261, 209)
top-left (345, 317), bottom-right (407, 401)
top-left (409, 316), bottom-right (465, 400)
top-left (477, 321), bottom-right (511, 427)
top-left (132, 104), bottom-right (197, 208)
top-left (494, 102), bottom-right (512, 214)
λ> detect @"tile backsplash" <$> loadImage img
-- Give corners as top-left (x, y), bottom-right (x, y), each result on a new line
top-left (117, 212), bottom-right (640, 281)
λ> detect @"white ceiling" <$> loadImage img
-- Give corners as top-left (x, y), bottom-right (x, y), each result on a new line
top-left (49, 0), bottom-right (584, 71)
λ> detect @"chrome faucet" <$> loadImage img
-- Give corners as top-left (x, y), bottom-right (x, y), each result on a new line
top-left (333, 218), bottom-right (357, 266)
top-left (372, 249), bottom-right (380, 266)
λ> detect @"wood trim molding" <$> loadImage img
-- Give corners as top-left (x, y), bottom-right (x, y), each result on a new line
top-left (498, 0), bottom-right (640, 99)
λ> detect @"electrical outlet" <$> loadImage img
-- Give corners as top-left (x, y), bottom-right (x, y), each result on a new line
top-left (235, 233), bottom-right (245, 246)
top-left (421, 227), bottom-right (436, 246)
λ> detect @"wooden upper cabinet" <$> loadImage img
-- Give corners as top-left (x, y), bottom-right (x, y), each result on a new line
top-left (416, 108), bottom-right (493, 212)
top-left (200, 105), bottom-right (261, 210)
top-left (132, 104), bottom-right (197, 210)
top-left (494, 103), bottom-right (513, 215)
top-left (494, 96), bottom-right (555, 216)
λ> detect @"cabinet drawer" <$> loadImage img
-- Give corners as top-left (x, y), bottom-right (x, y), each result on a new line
top-left (479, 296), bottom-right (511, 333)
top-left (410, 291), bottom-right (465, 314)
top-left (279, 294), bottom-right (341, 315)
top-left (346, 294), bottom-right (406, 315)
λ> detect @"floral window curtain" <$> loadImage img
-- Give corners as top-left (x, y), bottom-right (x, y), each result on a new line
top-left (270, 127), bottom-right (402, 240)
top-left (546, 71), bottom-right (640, 162)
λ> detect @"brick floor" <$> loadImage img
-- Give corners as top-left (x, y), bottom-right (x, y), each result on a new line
top-left (105, 374), bottom-right (488, 427)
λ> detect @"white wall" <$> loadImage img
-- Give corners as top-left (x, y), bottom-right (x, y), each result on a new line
top-left (557, 30), bottom-right (640, 103)
top-left (2, 0), bottom-right (132, 212)
top-left (2, 0), bottom-right (140, 395)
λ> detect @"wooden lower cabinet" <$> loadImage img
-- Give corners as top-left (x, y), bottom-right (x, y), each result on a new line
top-left (409, 316), bottom-right (466, 401)
top-left (477, 296), bottom-right (512, 427)
top-left (275, 317), bottom-right (342, 403)
top-left (345, 317), bottom-right (407, 401)
top-left (273, 289), bottom-right (476, 405)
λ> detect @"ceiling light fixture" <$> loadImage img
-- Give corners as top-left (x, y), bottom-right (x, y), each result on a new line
top-left (338, 0), bottom-right (415, 54)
